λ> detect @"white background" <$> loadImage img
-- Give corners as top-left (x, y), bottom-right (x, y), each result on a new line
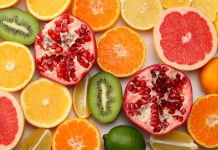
top-left (5, 0), bottom-right (217, 149)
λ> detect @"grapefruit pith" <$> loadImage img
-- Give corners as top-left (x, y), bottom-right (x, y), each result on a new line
top-left (0, 91), bottom-right (24, 150)
top-left (153, 7), bottom-right (217, 71)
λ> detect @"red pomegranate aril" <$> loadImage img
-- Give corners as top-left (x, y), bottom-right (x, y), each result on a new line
top-left (139, 80), bottom-right (146, 87)
top-left (81, 24), bottom-right (87, 30)
top-left (37, 58), bottom-right (43, 64)
top-left (68, 18), bottom-right (74, 23)
top-left (62, 14), bottom-right (69, 20)
top-left (162, 67), bottom-right (169, 72)
top-left (151, 109), bottom-right (158, 114)
top-left (128, 84), bottom-right (134, 91)
top-left (134, 81), bottom-right (140, 87)
top-left (132, 88), bottom-right (138, 94)
top-left (151, 96), bottom-right (157, 102)
top-left (87, 54), bottom-right (94, 62)
top-left (83, 62), bottom-right (90, 68)
top-left (139, 88), bottom-right (147, 95)
top-left (59, 61), bottom-right (66, 68)
top-left (151, 103), bottom-right (158, 109)
top-left (180, 108), bottom-right (186, 115)
top-left (157, 92), bottom-right (164, 98)
top-left (153, 126), bottom-right (161, 132)
top-left (154, 65), bottom-right (161, 71)
top-left (55, 47), bottom-right (63, 54)
top-left (51, 43), bottom-right (59, 49)
top-left (145, 87), bottom-right (151, 93)
top-left (48, 29), bottom-right (53, 35)
top-left (83, 35), bottom-right (91, 42)
top-left (61, 27), bottom-right (68, 33)
top-left (55, 20), bottom-right (62, 27)
top-left (173, 115), bottom-right (183, 122)
top-left (79, 28), bottom-right (86, 35)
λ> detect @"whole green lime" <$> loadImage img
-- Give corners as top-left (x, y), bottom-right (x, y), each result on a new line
top-left (103, 125), bottom-right (146, 150)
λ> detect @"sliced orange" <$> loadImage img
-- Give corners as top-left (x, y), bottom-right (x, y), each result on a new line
top-left (72, 0), bottom-right (120, 32)
top-left (187, 94), bottom-right (218, 148)
top-left (0, 0), bottom-right (19, 9)
top-left (20, 78), bottom-right (72, 128)
top-left (26, 0), bottom-right (71, 21)
top-left (0, 41), bottom-right (34, 92)
top-left (97, 27), bottom-right (146, 77)
top-left (52, 118), bottom-right (101, 150)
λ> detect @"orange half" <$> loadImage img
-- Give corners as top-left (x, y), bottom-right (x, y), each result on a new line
top-left (52, 118), bottom-right (101, 150)
top-left (73, 0), bottom-right (120, 32)
top-left (97, 27), bottom-right (146, 77)
top-left (187, 94), bottom-right (218, 148)
top-left (0, 0), bottom-right (19, 9)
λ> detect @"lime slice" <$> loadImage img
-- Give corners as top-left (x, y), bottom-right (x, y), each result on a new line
top-left (161, 0), bottom-right (193, 8)
top-left (20, 129), bottom-right (52, 150)
top-left (121, 0), bottom-right (162, 30)
top-left (191, 0), bottom-right (218, 21)
top-left (149, 130), bottom-right (199, 150)
top-left (73, 74), bottom-right (90, 118)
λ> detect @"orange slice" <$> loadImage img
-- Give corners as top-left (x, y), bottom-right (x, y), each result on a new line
top-left (20, 78), bottom-right (72, 128)
top-left (52, 118), bottom-right (101, 150)
top-left (97, 27), bottom-right (146, 77)
top-left (0, 0), bottom-right (19, 9)
top-left (187, 94), bottom-right (218, 148)
top-left (26, 0), bottom-right (71, 21)
top-left (72, 0), bottom-right (120, 32)
top-left (0, 41), bottom-right (34, 92)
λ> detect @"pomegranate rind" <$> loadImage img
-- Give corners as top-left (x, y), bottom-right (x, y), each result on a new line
top-left (153, 7), bottom-right (218, 71)
top-left (34, 14), bottom-right (97, 86)
top-left (123, 64), bottom-right (193, 136)
top-left (0, 91), bottom-right (24, 150)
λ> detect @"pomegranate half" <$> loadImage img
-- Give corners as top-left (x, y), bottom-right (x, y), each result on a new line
top-left (34, 14), bottom-right (96, 86)
top-left (123, 64), bottom-right (192, 136)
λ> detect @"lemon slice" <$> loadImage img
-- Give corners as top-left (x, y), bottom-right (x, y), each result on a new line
top-left (149, 130), bottom-right (199, 150)
top-left (191, 0), bottom-right (218, 21)
top-left (161, 0), bottom-right (193, 8)
top-left (73, 74), bottom-right (90, 118)
top-left (121, 0), bottom-right (162, 30)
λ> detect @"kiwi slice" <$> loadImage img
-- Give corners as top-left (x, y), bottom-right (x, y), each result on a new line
top-left (88, 72), bottom-right (122, 123)
top-left (0, 8), bottom-right (39, 45)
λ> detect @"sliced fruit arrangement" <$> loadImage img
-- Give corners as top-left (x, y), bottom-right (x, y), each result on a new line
top-left (188, 94), bottom-right (218, 148)
top-left (20, 78), bottom-right (72, 128)
top-left (0, 0), bottom-right (19, 9)
top-left (154, 7), bottom-right (218, 71)
top-left (73, 0), bottom-right (120, 32)
top-left (20, 129), bottom-right (52, 150)
top-left (149, 130), bottom-right (199, 150)
top-left (26, 0), bottom-right (71, 21)
top-left (161, 0), bottom-right (193, 8)
top-left (88, 72), bottom-right (122, 123)
top-left (35, 14), bottom-right (96, 86)
top-left (73, 74), bottom-right (90, 118)
top-left (200, 58), bottom-right (218, 94)
top-left (215, 15), bottom-right (218, 35)
top-left (104, 125), bottom-right (146, 150)
top-left (0, 91), bottom-right (24, 150)
top-left (121, 0), bottom-right (162, 30)
top-left (123, 64), bottom-right (193, 136)
top-left (0, 41), bottom-right (34, 92)
top-left (52, 118), bottom-right (101, 150)
top-left (191, 0), bottom-right (218, 22)
top-left (0, 8), bottom-right (39, 45)
top-left (97, 27), bottom-right (146, 77)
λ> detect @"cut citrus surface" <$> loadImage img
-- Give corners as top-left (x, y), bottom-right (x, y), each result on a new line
top-left (215, 14), bottom-right (218, 35)
top-left (121, 0), bottom-right (162, 30)
top-left (200, 58), bottom-right (218, 94)
top-left (149, 130), bottom-right (199, 150)
top-left (161, 0), bottom-right (193, 8)
top-left (20, 78), bottom-right (72, 128)
top-left (0, 41), bottom-right (34, 92)
top-left (26, 0), bottom-right (71, 21)
top-left (0, 0), bottom-right (19, 9)
top-left (52, 118), bottom-right (101, 150)
top-left (187, 94), bottom-right (218, 148)
top-left (73, 74), bottom-right (90, 118)
top-left (20, 129), bottom-right (52, 150)
top-left (97, 27), bottom-right (146, 77)
top-left (73, 0), bottom-right (120, 32)
top-left (153, 7), bottom-right (218, 71)
top-left (191, 0), bottom-right (218, 22)
top-left (0, 91), bottom-right (24, 150)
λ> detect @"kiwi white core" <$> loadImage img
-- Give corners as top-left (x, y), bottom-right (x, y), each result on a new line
top-left (5, 61), bottom-right (15, 71)
top-left (101, 83), bottom-right (109, 111)
top-left (42, 98), bottom-right (50, 106)
top-left (3, 21), bottom-right (29, 34)
top-left (207, 115), bottom-right (218, 127)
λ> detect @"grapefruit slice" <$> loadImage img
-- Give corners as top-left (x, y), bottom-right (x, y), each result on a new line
top-left (153, 7), bottom-right (218, 71)
top-left (0, 91), bottom-right (24, 150)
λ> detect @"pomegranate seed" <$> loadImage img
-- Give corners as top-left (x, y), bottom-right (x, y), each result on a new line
top-left (142, 94), bottom-right (151, 101)
top-left (158, 106), bottom-right (163, 115)
top-left (132, 77), bottom-right (138, 83)
top-left (145, 87), bottom-right (151, 93)
top-left (75, 42), bottom-right (82, 47)
top-left (168, 92), bottom-right (177, 100)
top-left (68, 18), bottom-right (74, 23)
top-left (151, 96), bottom-right (157, 102)
top-left (38, 66), bottom-right (45, 72)
top-left (139, 80), bottom-right (146, 87)
top-left (151, 69), bottom-right (156, 77)
top-left (59, 61), bottom-right (66, 68)
top-left (141, 99), bottom-right (149, 105)
top-left (37, 58), bottom-right (43, 64)
top-left (151, 103), bottom-right (158, 109)
top-left (150, 120), bottom-right (161, 126)
top-left (70, 72), bottom-right (75, 78)
top-left (135, 81), bottom-right (140, 87)
top-left (151, 109), bottom-right (158, 114)
top-left (55, 20), bottom-right (62, 27)
top-left (156, 77), bottom-right (163, 85)
top-left (128, 84), bottom-right (134, 91)
top-left (79, 28), bottom-right (86, 35)
top-left (157, 92), bottom-right (164, 98)
top-left (163, 120), bottom-right (169, 128)
top-left (154, 65), bottom-right (161, 71)
top-left (62, 14), bottom-right (69, 20)
top-left (173, 115), bottom-right (183, 122)
top-left (52, 60), bottom-right (58, 66)
top-left (151, 116), bottom-right (159, 122)
top-left (87, 54), bottom-right (94, 62)
top-left (139, 88), bottom-right (146, 95)
top-left (180, 108), bottom-right (186, 115)
top-left (179, 96), bottom-right (184, 103)
top-left (51, 43), bottom-right (58, 49)
top-left (153, 126), bottom-right (161, 132)
top-left (182, 77), bottom-right (187, 85)
top-left (55, 47), bottom-right (63, 53)
top-left (162, 67), bottom-right (169, 72)
top-left (69, 46), bottom-right (77, 52)
top-left (83, 35), bottom-right (91, 42)
top-left (75, 30), bottom-right (82, 36)
top-left (48, 29), bottom-right (53, 35)
top-left (132, 88), bottom-right (138, 94)
top-left (83, 62), bottom-right (89, 68)
top-left (81, 24), bottom-right (87, 30)
top-left (61, 27), bottom-right (68, 32)
top-left (168, 109), bottom-right (175, 114)
top-left (72, 77), bottom-right (78, 82)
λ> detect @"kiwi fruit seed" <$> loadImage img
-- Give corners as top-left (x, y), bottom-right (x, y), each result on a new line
top-left (0, 8), bottom-right (39, 45)
top-left (88, 72), bottom-right (122, 123)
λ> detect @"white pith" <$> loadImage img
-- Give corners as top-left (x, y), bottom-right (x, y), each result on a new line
top-left (113, 44), bottom-right (127, 57)
top-left (90, 0), bottom-right (104, 15)
top-left (5, 61), bottom-right (15, 71)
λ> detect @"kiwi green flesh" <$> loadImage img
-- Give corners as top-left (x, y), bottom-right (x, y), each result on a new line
top-left (0, 8), bottom-right (39, 45)
top-left (88, 72), bottom-right (122, 123)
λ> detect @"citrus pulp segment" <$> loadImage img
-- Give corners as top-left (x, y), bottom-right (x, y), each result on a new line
top-left (0, 41), bottom-right (35, 92)
top-left (97, 27), bottom-right (146, 77)
top-left (20, 78), bottom-right (72, 128)
top-left (153, 7), bottom-right (217, 71)
top-left (161, 0), bottom-right (193, 8)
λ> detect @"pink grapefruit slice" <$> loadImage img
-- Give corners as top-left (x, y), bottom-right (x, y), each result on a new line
top-left (153, 7), bottom-right (218, 71)
top-left (0, 91), bottom-right (24, 150)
